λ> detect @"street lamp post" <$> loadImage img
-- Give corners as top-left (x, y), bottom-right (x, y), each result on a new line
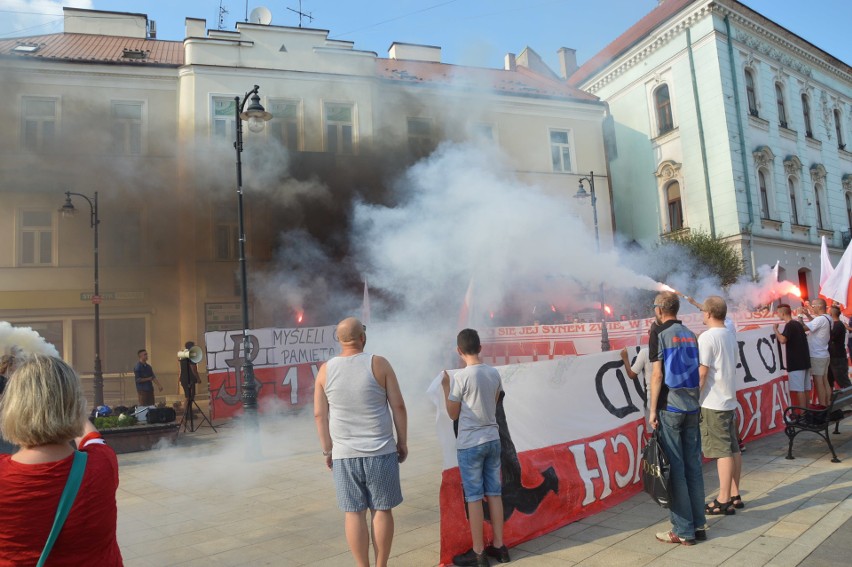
top-left (575, 172), bottom-right (611, 352)
top-left (233, 85), bottom-right (272, 423)
top-left (60, 191), bottom-right (103, 404)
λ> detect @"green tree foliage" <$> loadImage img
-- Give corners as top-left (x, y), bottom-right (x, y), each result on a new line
top-left (662, 229), bottom-right (744, 287)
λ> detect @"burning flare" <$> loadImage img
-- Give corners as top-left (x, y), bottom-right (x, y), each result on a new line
top-left (656, 283), bottom-right (676, 292)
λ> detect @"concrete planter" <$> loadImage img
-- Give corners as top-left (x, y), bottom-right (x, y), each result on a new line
top-left (99, 423), bottom-right (179, 454)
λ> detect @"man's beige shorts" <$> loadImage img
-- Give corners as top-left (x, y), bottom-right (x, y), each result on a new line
top-left (700, 407), bottom-right (740, 459)
top-left (810, 357), bottom-right (830, 378)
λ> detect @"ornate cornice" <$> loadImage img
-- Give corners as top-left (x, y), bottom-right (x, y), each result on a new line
top-left (752, 145), bottom-right (775, 168)
top-left (843, 174), bottom-right (852, 192)
top-left (783, 155), bottom-right (803, 176)
top-left (809, 163), bottom-right (827, 183)
top-left (655, 159), bottom-right (682, 180)
top-left (583, 1), bottom-right (852, 94)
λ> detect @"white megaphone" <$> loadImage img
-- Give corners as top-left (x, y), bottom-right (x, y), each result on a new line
top-left (177, 345), bottom-right (203, 363)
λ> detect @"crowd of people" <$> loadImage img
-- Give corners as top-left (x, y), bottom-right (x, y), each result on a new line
top-left (616, 291), bottom-right (851, 546)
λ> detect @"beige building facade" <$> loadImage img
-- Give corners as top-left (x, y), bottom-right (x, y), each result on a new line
top-left (0, 8), bottom-right (612, 401)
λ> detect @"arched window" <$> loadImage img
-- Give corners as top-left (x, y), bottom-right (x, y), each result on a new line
top-left (789, 178), bottom-right (799, 225)
top-left (775, 83), bottom-right (787, 127)
top-left (745, 69), bottom-right (758, 116)
top-left (758, 169), bottom-right (770, 218)
top-left (835, 109), bottom-right (846, 150)
top-left (846, 192), bottom-right (852, 230)
top-left (814, 183), bottom-right (825, 229)
top-left (802, 94), bottom-right (813, 137)
top-left (667, 181), bottom-right (683, 231)
top-left (654, 85), bottom-right (674, 135)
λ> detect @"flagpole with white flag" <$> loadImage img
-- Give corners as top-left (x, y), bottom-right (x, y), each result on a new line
top-left (361, 278), bottom-right (371, 325)
top-left (820, 238), bottom-right (852, 316)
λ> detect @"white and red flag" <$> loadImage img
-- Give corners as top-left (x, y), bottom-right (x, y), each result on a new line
top-left (819, 235), bottom-right (835, 300)
top-left (820, 238), bottom-right (852, 316)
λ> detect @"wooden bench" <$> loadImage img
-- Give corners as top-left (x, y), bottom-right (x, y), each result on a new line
top-left (784, 385), bottom-right (852, 463)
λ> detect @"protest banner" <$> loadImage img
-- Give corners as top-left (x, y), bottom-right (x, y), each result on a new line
top-left (204, 325), bottom-right (338, 419)
top-left (429, 325), bottom-right (790, 565)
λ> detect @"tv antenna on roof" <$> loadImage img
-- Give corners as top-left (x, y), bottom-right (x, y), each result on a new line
top-left (218, 0), bottom-right (229, 30)
top-left (287, 0), bottom-right (313, 28)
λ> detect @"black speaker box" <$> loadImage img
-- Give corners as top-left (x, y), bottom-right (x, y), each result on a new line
top-left (146, 407), bottom-right (176, 424)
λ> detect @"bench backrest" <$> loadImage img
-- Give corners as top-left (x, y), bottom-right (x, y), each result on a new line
top-left (830, 386), bottom-right (852, 410)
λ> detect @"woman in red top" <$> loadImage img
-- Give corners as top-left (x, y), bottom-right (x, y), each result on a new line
top-left (0, 355), bottom-right (123, 566)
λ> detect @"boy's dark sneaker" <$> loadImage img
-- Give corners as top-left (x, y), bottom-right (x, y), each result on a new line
top-left (694, 529), bottom-right (707, 541)
top-left (486, 544), bottom-right (510, 562)
top-left (453, 548), bottom-right (489, 567)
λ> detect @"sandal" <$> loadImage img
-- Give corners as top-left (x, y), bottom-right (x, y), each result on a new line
top-left (705, 498), bottom-right (735, 515)
top-left (729, 495), bottom-right (745, 509)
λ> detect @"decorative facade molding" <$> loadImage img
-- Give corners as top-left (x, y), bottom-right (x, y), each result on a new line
top-left (734, 29), bottom-right (812, 78)
top-left (655, 159), bottom-right (682, 180)
top-left (809, 163), bottom-right (827, 183)
top-left (783, 155), bottom-right (803, 176)
top-left (843, 174), bottom-right (852, 192)
top-left (752, 145), bottom-right (775, 168)
top-left (821, 90), bottom-right (833, 140)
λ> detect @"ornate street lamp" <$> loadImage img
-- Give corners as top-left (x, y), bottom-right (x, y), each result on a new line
top-left (59, 191), bottom-right (104, 403)
top-left (233, 85), bottom-right (272, 426)
top-left (575, 172), bottom-right (611, 352)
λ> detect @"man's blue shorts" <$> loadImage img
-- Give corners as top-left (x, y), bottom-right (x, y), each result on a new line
top-left (457, 439), bottom-right (501, 503)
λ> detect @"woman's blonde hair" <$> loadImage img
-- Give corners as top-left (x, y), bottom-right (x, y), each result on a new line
top-left (0, 355), bottom-right (87, 447)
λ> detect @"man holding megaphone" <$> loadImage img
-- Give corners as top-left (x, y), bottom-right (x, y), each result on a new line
top-left (178, 341), bottom-right (203, 410)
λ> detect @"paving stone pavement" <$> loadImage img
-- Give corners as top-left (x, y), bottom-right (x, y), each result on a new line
top-left (116, 404), bottom-right (852, 566)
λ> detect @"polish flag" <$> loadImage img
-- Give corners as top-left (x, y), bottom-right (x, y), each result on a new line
top-left (361, 279), bottom-right (371, 325)
top-left (820, 238), bottom-right (852, 316)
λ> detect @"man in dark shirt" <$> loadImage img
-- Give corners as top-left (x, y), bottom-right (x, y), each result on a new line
top-left (828, 306), bottom-right (851, 389)
top-left (133, 349), bottom-right (162, 406)
top-left (648, 291), bottom-right (705, 545)
top-left (774, 305), bottom-right (811, 411)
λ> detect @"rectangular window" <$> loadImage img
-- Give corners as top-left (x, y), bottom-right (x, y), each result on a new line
top-left (775, 84), bottom-right (787, 128)
top-left (213, 97), bottom-right (237, 139)
top-left (213, 204), bottom-right (239, 260)
top-left (111, 101), bottom-right (143, 155)
top-left (19, 210), bottom-right (54, 266)
top-left (325, 103), bottom-right (354, 154)
top-left (104, 210), bottom-right (141, 264)
top-left (269, 99), bottom-right (300, 151)
top-left (407, 117), bottom-right (434, 157)
top-left (22, 97), bottom-right (57, 152)
top-left (550, 129), bottom-right (572, 172)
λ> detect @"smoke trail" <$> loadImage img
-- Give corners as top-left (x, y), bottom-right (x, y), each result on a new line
top-left (0, 321), bottom-right (60, 358)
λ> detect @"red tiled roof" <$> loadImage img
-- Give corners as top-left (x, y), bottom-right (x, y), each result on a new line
top-left (0, 33), bottom-right (183, 66)
top-left (568, 0), bottom-right (695, 87)
top-left (378, 58), bottom-right (598, 102)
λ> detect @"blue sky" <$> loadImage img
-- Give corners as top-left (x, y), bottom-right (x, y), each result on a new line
top-left (1, 1), bottom-right (850, 71)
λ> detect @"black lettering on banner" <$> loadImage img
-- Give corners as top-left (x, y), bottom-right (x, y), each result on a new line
top-left (756, 337), bottom-right (776, 373)
top-left (773, 333), bottom-right (786, 372)
top-left (738, 340), bottom-right (757, 383)
top-left (595, 361), bottom-right (639, 418)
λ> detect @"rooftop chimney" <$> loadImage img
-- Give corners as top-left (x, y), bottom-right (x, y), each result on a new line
top-left (185, 18), bottom-right (206, 38)
top-left (388, 42), bottom-right (441, 63)
top-left (504, 53), bottom-right (516, 71)
top-left (557, 47), bottom-right (577, 79)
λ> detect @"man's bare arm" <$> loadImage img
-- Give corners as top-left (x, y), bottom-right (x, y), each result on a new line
top-left (313, 364), bottom-right (333, 469)
top-left (619, 348), bottom-right (639, 379)
top-left (649, 360), bottom-right (663, 430)
top-left (699, 364), bottom-right (709, 392)
top-left (774, 324), bottom-right (788, 344)
top-left (377, 356), bottom-right (408, 463)
top-left (441, 371), bottom-right (462, 421)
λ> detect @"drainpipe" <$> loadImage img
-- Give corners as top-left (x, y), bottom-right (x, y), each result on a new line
top-left (724, 14), bottom-right (757, 279)
top-left (686, 27), bottom-right (716, 240)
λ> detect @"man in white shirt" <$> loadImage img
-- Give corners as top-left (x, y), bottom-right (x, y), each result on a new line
top-left (802, 298), bottom-right (832, 407)
top-left (619, 322), bottom-right (658, 431)
top-left (698, 296), bottom-right (743, 516)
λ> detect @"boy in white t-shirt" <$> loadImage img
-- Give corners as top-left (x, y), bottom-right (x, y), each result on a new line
top-left (698, 296), bottom-right (743, 516)
top-left (441, 329), bottom-right (509, 567)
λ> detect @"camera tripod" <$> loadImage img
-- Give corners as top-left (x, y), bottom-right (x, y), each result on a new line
top-left (179, 383), bottom-right (217, 434)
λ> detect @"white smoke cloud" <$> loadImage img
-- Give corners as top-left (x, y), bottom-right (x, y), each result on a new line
top-left (0, 321), bottom-right (60, 358)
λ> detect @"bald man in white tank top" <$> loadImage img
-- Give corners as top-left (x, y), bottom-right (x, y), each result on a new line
top-left (314, 317), bottom-right (408, 567)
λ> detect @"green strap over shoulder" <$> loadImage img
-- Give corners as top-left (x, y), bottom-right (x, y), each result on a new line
top-left (37, 450), bottom-right (88, 567)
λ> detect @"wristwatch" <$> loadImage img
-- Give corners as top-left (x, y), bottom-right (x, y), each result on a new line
top-left (322, 450), bottom-right (331, 457)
